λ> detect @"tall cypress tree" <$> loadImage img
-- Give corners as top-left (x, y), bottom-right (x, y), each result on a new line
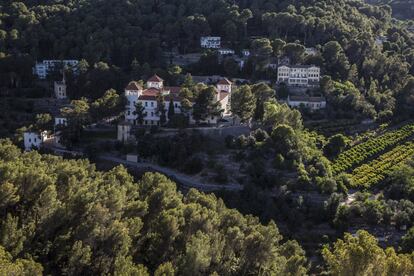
top-left (168, 98), bottom-right (175, 120)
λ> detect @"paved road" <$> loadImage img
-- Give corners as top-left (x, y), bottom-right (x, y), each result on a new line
top-left (100, 155), bottom-right (243, 192)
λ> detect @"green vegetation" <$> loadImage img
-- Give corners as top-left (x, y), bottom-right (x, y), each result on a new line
top-left (332, 123), bottom-right (414, 173)
top-left (351, 141), bottom-right (414, 188)
top-left (0, 139), bottom-right (308, 275)
top-left (322, 230), bottom-right (414, 275)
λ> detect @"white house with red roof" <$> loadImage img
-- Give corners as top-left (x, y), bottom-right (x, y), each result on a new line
top-left (124, 75), bottom-right (233, 126)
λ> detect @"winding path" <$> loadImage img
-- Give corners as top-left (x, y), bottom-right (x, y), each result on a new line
top-left (100, 155), bottom-right (243, 192)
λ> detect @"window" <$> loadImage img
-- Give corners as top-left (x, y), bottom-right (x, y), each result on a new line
top-left (145, 102), bottom-right (148, 107)
top-left (151, 102), bottom-right (154, 107)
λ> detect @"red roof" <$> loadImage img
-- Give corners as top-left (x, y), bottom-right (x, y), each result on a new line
top-left (165, 86), bottom-right (181, 94)
top-left (148, 74), bottom-right (164, 82)
top-left (125, 81), bottom-right (142, 91)
top-left (217, 78), bottom-right (232, 85)
top-left (139, 95), bottom-right (157, 101)
top-left (142, 88), bottom-right (160, 96)
top-left (139, 94), bottom-right (182, 102)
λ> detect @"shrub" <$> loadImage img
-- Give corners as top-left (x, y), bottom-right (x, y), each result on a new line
top-left (183, 156), bottom-right (204, 174)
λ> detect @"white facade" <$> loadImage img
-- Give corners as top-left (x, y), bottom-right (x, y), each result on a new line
top-left (277, 65), bottom-right (320, 87)
top-left (23, 131), bottom-right (49, 151)
top-left (118, 123), bottom-right (132, 143)
top-left (218, 48), bottom-right (235, 55)
top-left (54, 81), bottom-right (67, 99)
top-left (217, 80), bottom-right (232, 93)
top-left (200, 36), bottom-right (221, 49)
top-left (54, 117), bottom-right (67, 127)
top-left (287, 95), bottom-right (326, 111)
top-left (125, 77), bottom-right (231, 126)
top-left (124, 77), bottom-right (183, 126)
top-left (33, 60), bottom-right (79, 79)
top-left (305, 47), bottom-right (318, 56)
top-left (242, 49), bottom-right (250, 57)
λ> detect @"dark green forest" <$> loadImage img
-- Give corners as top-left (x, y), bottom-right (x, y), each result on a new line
top-left (1, 0), bottom-right (413, 122)
top-left (1, 0), bottom-right (414, 274)
top-left (1, 139), bottom-right (414, 275)
top-left (366, 0), bottom-right (414, 19)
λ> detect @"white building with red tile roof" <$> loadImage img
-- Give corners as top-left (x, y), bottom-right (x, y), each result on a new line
top-left (124, 75), bottom-right (233, 126)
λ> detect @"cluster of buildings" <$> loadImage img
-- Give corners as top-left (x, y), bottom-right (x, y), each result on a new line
top-left (200, 36), bottom-right (249, 69)
top-left (124, 74), bottom-right (232, 126)
top-left (119, 75), bottom-right (234, 142)
top-left (276, 65), bottom-right (326, 111)
top-left (277, 65), bottom-right (320, 88)
top-left (24, 73), bottom-right (69, 150)
top-left (33, 60), bottom-right (79, 79)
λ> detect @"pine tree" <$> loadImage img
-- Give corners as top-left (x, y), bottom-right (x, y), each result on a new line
top-left (157, 93), bottom-right (167, 125)
top-left (133, 102), bottom-right (146, 125)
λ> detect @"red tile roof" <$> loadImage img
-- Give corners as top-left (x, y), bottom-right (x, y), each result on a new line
top-left (125, 81), bottom-right (142, 91)
top-left (139, 95), bottom-right (157, 101)
top-left (148, 74), bottom-right (164, 82)
top-left (165, 86), bottom-right (181, 94)
top-left (142, 88), bottom-right (160, 96)
top-left (217, 78), bottom-right (232, 85)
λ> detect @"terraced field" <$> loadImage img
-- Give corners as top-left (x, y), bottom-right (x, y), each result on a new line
top-left (332, 123), bottom-right (414, 174)
top-left (350, 141), bottom-right (414, 188)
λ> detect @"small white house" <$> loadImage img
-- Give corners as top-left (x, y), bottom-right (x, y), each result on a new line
top-left (305, 47), bottom-right (318, 56)
top-left (118, 121), bottom-right (133, 143)
top-left (216, 78), bottom-right (232, 93)
top-left (242, 49), bottom-right (250, 57)
top-left (287, 95), bottom-right (326, 111)
top-left (218, 48), bottom-right (235, 56)
top-left (33, 60), bottom-right (79, 79)
top-left (54, 80), bottom-right (67, 100)
top-left (54, 117), bottom-right (67, 127)
top-left (200, 36), bottom-right (221, 49)
top-left (24, 131), bottom-right (49, 151)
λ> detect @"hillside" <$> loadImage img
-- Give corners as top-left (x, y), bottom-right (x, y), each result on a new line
top-left (366, 0), bottom-right (414, 19)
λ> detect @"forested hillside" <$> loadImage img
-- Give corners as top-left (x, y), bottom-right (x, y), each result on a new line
top-left (1, 0), bottom-right (413, 122)
top-left (0, 139), bottom-right (308, 275)
top-left (1, 139), bottom-right (413, 275)
top-left (366, 0), bottom-right (414, 19)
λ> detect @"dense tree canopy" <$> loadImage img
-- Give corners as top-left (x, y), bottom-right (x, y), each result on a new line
top-left (0, 139), bottom-right (309, 275)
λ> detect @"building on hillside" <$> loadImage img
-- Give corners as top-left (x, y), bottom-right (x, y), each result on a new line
top-left (54, 74), bottom-right (67, 100)
top-left (200, 36), bottom-right (221, 49)
top-left (218, 48), bottom-right (235, 56)
top-left (124, 75), bottom-right (232, 126)
top-left (117, 121), bottom-right (133, 143)
top-left (305, 47), bottom-right (318, 56)
top-left (287, 95), bottom-right (326, 111)
top-left (277, 65), bottom-right (320, 87)
top-left (23, 131), bottom-right (50, 151)
top-left (33, 60), bottom-right (79, 79)
top-left (242, 49), bottom-right (250, 57)
top-left (54, 116), bottom-right (67, 127)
